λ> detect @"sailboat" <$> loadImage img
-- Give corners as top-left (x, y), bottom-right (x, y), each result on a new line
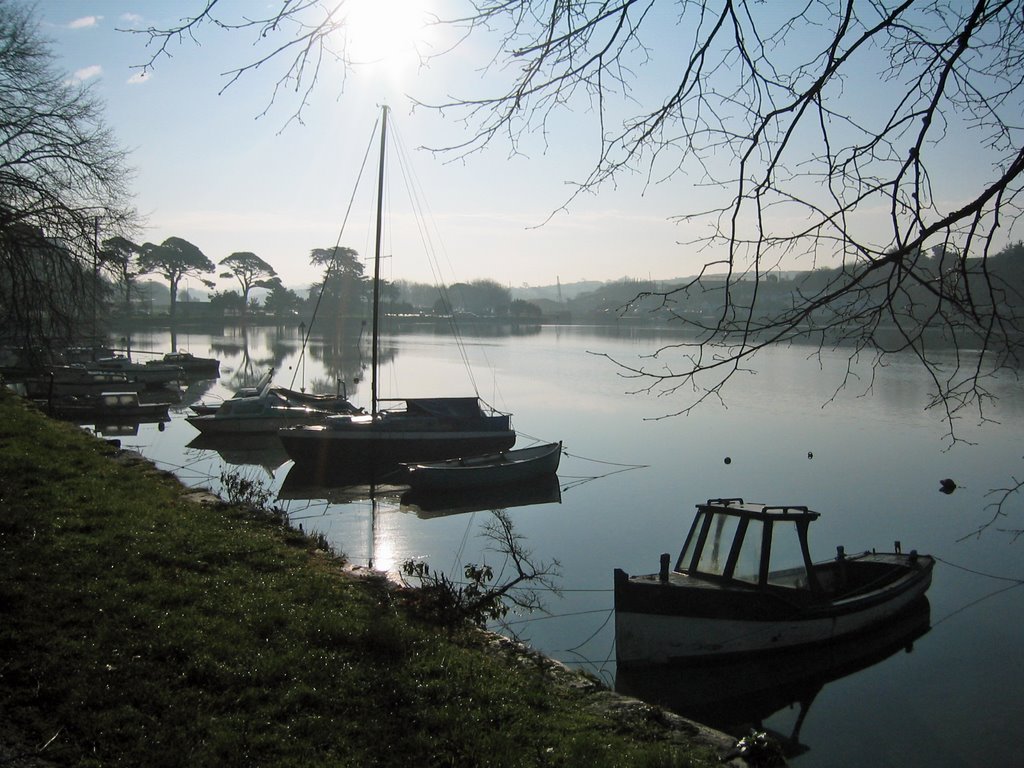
top-left (278, 106), bottom-right (517, 477)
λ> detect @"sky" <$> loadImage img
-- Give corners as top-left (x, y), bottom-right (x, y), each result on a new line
top-left (34, 0), bottom-right (697, 294)
top-left (31, 1), bottom-right (1018, 295)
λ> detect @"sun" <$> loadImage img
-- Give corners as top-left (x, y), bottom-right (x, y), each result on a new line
top-left (341, 0), bottom-right (433, 72)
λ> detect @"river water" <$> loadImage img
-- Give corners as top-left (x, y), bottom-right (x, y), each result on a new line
top-left (99, 323), bottom-right (1022, 767)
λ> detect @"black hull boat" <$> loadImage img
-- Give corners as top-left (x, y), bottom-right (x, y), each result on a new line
top-left (161, 352), bottom-right (220, 378)
top-left (614, 498), bottom-right (934, 668)
top-left (279, 397), bottom-right (515, 475)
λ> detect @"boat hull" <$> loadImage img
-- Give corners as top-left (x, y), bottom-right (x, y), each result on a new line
top-left (614, 553), bottom-right (934, 667)
top-left (402, 442), bottom-right (561, 490)
top-left (186, 412), bottom-right (332, 435)
top-left (279, 424), bottom-right (517, 476)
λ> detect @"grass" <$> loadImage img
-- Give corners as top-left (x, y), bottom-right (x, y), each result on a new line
top-left (0, 390), bottom-right (724, 767)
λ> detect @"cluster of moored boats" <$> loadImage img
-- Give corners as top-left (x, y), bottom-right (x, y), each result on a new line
top-left (2, 346), bottom-right (221, 429)
top-left (185, 365), bottom-right (561, 492)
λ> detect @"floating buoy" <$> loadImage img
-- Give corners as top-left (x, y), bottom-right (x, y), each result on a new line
top-left (940, 478), bottom-right (957, 494)
top-left (724, 457), bottom-right (732, 465)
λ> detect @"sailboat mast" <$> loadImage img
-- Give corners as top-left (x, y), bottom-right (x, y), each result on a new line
top-left (371, 105), bottom-right (388, 418)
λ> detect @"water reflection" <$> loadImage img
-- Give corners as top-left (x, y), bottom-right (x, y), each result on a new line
top-left (278, 462), bottom-right (562, 519)
top-left (186, 433), bottom-right (291, 476)
top-left (401, 475), bottom-right (562, 518)
top-left (615, 598), bottom-right (931, 761)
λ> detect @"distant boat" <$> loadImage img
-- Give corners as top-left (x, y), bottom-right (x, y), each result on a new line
top-left (186, 374), bottom-right (359, 435)
top-left (279, 106), bottom-right (516, 471)
top-left (38, 390), bottom-right (169, 424)
top-left (190, 368), bottom-right (355, 417)
top-left (401, 442), bottom-right (562, 491)
top-left (91, 356), bottom-right (185, 389)
top-left (191, 369), bottom-right (275, 415)
top-left (614, 497), bottom-right (934, 667)
top-left (21, 365), bottom-right (143, 398)
top-left (161, 351), bottom-right (220, 377)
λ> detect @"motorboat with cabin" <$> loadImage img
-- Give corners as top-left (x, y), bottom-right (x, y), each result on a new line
top-left (185, 373), bottom-right (360, 435)
top-left (614, 497), bottom-right (934, 667)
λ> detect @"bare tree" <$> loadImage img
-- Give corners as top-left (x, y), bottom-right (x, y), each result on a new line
top-left (0, 0), bottom-right (136, 356)
top-left (133, 1), bottom-right (1024, 433)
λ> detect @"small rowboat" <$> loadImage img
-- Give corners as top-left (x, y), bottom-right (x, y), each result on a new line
top-left (401, 441), bottom-right (562, 491)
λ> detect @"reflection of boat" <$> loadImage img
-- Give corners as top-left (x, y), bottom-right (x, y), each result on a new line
top-left (614, 498), bottom-right (935, 667)
top-left (278, 461), bottom-right (407, 504)
top-left (616, 597), bottom-right (931, 759)
top-left (161, 352), bottom-right (220, 377)
top-left (279, 106), bottom-right (516, 473)
top-left (401, 442), bottom-right (562, 490)
top-left (186, 376), bottom-right (359, 435)
top-left (401, 473), bottom-right (562, 518)
top-left (38, 391), bottom-right (170, 424)
top-left (186, 433), bottom-right (291, 473)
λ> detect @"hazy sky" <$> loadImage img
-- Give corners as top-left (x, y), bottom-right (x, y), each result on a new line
top-left (35, 0), bottom-right (701, 293)
top-left (33, 1), bottom-right (1015, 295)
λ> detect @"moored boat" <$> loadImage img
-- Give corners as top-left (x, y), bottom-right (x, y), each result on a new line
top-left (279, 397), bottom-right (516, 473)
top-left (278, 106), bottom-right (518, 472)
top-left (37, 390), bottom-right (169, 424)
top-left (614, 497), bottom-right (934, 668)
top-left (92, 356), bottom-right (185, 389)
top-left (20, 365), bottom-right (143, 398)
top-left (185, 371), bottom-right (360, 435)
top-left (401, 441), bottom-right (561, 490)
top-left (161, 351), bottom-right (220, 377)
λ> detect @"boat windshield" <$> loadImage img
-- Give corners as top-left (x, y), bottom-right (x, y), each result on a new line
top-left (680, 504), bottom-right (814, 589)
top-left (694, 512), bottom-right (740, 577)
top-left (765, 523), bottom-right (810, 589)
top-left (732, 519), bottom-right (763, 584)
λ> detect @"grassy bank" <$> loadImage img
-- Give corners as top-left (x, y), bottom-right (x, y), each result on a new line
top-left (0, 391), bottom-right (727, 767)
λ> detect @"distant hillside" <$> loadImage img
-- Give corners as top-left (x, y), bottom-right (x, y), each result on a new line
top-left (511, 281), bottom-right (613, 301)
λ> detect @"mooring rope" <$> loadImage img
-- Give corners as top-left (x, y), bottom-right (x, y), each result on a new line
top-left (933, 554), bottom-right (1024, 584)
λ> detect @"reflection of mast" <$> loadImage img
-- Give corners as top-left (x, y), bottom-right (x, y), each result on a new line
top-left (367, 482), bottom-right (377, 570)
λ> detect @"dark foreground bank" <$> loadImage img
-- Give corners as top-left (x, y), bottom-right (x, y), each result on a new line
top-left (0, 391), bottom-right (751, 767)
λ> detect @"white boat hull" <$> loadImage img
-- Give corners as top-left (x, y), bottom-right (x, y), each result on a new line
top-left (614, 563), bottom-right (932, 667)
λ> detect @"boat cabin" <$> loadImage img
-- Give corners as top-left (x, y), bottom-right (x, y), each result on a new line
top-left (675, 498), bottom-right (823, 593)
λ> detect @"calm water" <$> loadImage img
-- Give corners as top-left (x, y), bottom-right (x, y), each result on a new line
top-left (101, 324), bottom-right (1022, 767)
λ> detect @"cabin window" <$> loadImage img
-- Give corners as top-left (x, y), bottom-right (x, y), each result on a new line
top-left (731, 519), bottom-right (764, 585)
top-left (695, 512), bottom-right (740, 577)
top-left (765, 522), bottom-right (810, 589)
